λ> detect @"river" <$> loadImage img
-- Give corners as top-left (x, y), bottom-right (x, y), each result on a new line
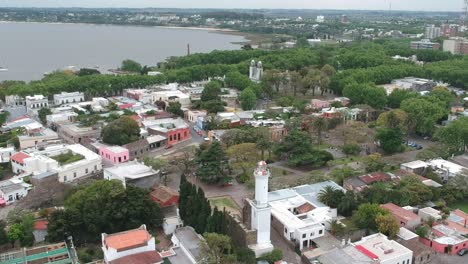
top-left (0, 22), bottom-right (247, 81)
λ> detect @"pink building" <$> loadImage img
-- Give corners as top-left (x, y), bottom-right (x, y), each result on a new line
top-left (98, 145), bottom-right (129, 165)
top-left (381, 203), bottom-right (421, 230)
top-left (311, 99), bottom-right (331, 110)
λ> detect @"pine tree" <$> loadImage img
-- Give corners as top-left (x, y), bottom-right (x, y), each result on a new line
top-left (178, 174), bottom-right (188, 221)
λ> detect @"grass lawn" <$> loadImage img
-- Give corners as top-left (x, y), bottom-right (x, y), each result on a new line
top-left (52, 151), bottom-right (84, 165)
top-left (449, 200), bottom-right (468, 213)
top-left (209, 196), bottom-right (239, 212)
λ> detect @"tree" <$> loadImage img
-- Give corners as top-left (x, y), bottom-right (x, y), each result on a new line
top-left (338, 191), bottom-right (359, 217)
top-left (352, 203), bottom-right (389, 230)
top-left (0, 221), bottom-right (8, 245)
top-left (331, 166), bottom-right (359, 185)
top-left (227, 143), bottom-right (259, 181)
top-left (318, 186), bottom-right (344, 208)
top-left (101, 116), bottom-right (140, 146)
top-left (416, 226), bottom-right (429, 238)
top-left (364, 153), bottom-right (385, 173)
top-left (376, 128), bottom-right (404, 154)
top-left (77, 68), bottom-right (100, 76)
top-left (201, 81), bottom-right (222, 102)
top-left (38, 108), bottom-right (52, 124)
top-left (259, 249), bottom-right (283, 263)
top-left (295, 37), bottom-right (310, 48)
top-left (167, 101), bottom-right (184, 117)
top-left (196, 142), bottom-right (229, 183)
top-left (239, 88), bottom-right (257, 110)
top-left (376, 214), bottom-right (400, 238)
top-left (46, 180), bottom-right (162, 245)
top-left (235, 247), bottom-right (256, 264)
top-left (343, 83), bottom-right (387, 109)
top-left (311, 116), bottom-right (327, 145)
top-left (203, 100), bottom-right (226, 114)
top-left (120, 59), bottom-right (142, 73)
top-left (387, 89), bottom-right (419, 108)
top-left (225, 71), bottom-right (252, 90)
top-left (401, 97), bottom-right (446, 135)
top-left (435, 117), bottom-right (468, 154)
top-left (342, 143), bottom-right (361, 156)
top-left (377, 110), bottom-right (408, 131)
top-left (199, 233), bottom-right (237, 264)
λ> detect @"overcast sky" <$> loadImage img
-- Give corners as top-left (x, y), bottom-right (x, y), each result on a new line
top-left (0, 0), bottom-right (463, 12)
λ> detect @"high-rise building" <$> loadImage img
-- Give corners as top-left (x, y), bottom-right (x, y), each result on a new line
top-left (248, 161), bottom-right (274, 257)
top-left (441, 24), bottom-right (459, 37)
top-left (425, 25), bottom-right (441, 39)
top-left (443, 37), bottom-right (468, 55)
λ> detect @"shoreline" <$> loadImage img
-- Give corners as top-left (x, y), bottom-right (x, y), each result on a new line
top-left (0, 20), bottom-right (266, 45)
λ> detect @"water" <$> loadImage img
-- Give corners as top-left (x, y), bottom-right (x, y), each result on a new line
top-left (0, 22), bottom-right (246, 81)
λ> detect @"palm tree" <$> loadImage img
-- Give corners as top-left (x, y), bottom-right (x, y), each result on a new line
top-left (318, 186), bottom-right (336, 206)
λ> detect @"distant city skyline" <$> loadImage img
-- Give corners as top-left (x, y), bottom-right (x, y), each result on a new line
top-left (0, 0), bottom-right (464, 12)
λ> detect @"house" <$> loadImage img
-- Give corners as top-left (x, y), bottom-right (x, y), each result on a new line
top-left (400, 160), bottom-right (429, 175)
top-left (25, 94), bottom-right (49, 111)
top-left (427, 158), bottom-right (467, 182)
top-left (168, 226), bottom-right (204, 264)
top-left (46, 112), bottom-right (79, 128)
top-left (186, 110), bottom-right (207, 123)
top-left (18, 127), bottom-right (60, 149)
top-left (124, 89), bottom-right (152, 104)
top-left (353, 233), bottom-right (413, 264)
top-left (392, 77), bottom-right (439, 92)
top-left (146, 135), bottom-right (167, 151)
top-left (396, 228), bottom-right (435, 264)
top-left (344, 172), bottom-right (392, 192)
top-left (95, 143), bottom-right (130, 165)
top-left (311, 99), bottom-right (331, 110)
top-left (144, 118), bottom-right (190, 146)
top-left (0, 147), bottom-right (15, 163)
top-left (422, 223), bottom-right (468, 255)
top-left (123, 139), bottom-right (150, 160)
top-left (53, 91), bottom-right (84, 105)
top-left (380, 203), bottom-right (422, 230)
top-left (152, 90), bottom-right (191, 108)
top-left (33, 219), bottom-right (49, 243)
top-left (102, 225), bottom-right (162, 264)
top-left (265, 181), bottom-right (344, 250)
top-left (0, 241), bottom-right (78, 263)
top-left (15, 144), bottom-right (102, 183)
top-left (104, 160), bottom-right (159, 189)
top-left (58, 123), bottom-right (102, 147)
top-left (150, 185), bottom-right (179, 208)
top-left (418, 207), bottom-right (442, 222)
top-left (0, 178), bottom-right (32, 205)
top-left (161, 206), bottom-right (183, 236)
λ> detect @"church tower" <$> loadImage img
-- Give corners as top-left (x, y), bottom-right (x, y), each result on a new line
top-left (249, 60), bottom-right (256, 80)
top-left (248, 161), bottom-right (274, 257)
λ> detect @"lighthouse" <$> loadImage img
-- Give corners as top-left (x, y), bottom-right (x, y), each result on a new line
top-left (248, 161), bottom-right (274, 257)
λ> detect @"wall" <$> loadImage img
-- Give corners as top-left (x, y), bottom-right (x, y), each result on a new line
top-left (103, 237), bottom-right (155, 263)
top-left (167, 127), bottom-right (190, 146)
top-left (420, 237), bottom-right (468, 255)
top-left (224, 212), bottom-right (257, 248)
top-left (57, 159), bottom-right (102, 183)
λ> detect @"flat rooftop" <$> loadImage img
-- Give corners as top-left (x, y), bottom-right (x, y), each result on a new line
top-left (354, 233), bottom-right (412, 262)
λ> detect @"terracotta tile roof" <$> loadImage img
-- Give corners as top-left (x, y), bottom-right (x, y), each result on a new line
top-left (359, 172), bottom-right (391, 184)
top-left (296, 203), bottom-right (315, 214)
top-left (150, 185), bottom-right (179, 203)
top-left (104, 228), bottom-right (151, 252)
top-left (33, 220), bottom-right (49, 230)
top-left (109, 251), bottom-right (162, 264)
top-left (381, 203), bottom-right (420, 222)
top-left (11, 152), bottom-right (31, 164)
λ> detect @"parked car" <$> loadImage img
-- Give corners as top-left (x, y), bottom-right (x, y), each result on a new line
top-left (457, 249), bottom-right (468, 256)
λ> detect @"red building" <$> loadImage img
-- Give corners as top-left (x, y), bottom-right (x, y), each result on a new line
top-left (380, 203), bottom-right (421, 230)
top-left (150, 185), bottom-right (179, 208)
top-left (144, 118), bottom-right (190, 146)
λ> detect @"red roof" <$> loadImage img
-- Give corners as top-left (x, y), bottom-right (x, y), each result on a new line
top-left (296, 203), bottom-right (315, 214)
top-left (104, 228), bottom-right (152, 252)
top-left (34, 220), bottom-right (49, 230)
top-left (109, 251), bottom-right (162, 264)
top-left (150, 186), bottom-right (179, 204)
top-left (129, 115), bottom-right (141, 121)
top-left (11, 152), bottom-right (31, 164)
top-left (118, 103), bottom-right (134, 109)
top-left (380, 203), bottom-right (419, 222)
top-left (11, 115), bottom-right (28, 122)
top-left (355, 245), bottom-right (379, 260)
top-left (359, 172), bottom-right (391, 184)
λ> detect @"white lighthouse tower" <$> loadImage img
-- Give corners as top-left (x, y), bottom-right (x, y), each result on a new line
top-left (248, 161), bottom-right (274, 257)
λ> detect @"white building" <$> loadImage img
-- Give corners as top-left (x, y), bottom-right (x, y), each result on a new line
top-left (316, 15), bottom-right (325, 23)
top-left (248, 161), bottom-right (275, 257)
top-left (425, 25), bottom-right (441, 39)
top-left (427, 158), bottom-right (467, 182)
top-left (152, 90), bottom-right (191, 108)
top-left (268, 181), bottom-right (343, 250)
top-left (418, 207), bottom-right (443, 222)
top-left (25, 95), bottom-right (49, 111)
top-left (18, 128), bottom-right (60, 149)
top-left (53, 92), bottom-right (85, 105)
top-left (353, 233), bottom-right (413, 264)
top-left (249, 60), bottom-right (263, 83)
top-left (5, 95), bottom-right (25, 106)
top-left (104, 160), bottom-right (159, 189)
top-left (0, 147), bottom-right (15, 164)
top-left (0, 178), bottom-right (32, 205)
top-left (169, 226), bottom-right (204, 264)
top-left (101, 225), bottom-right (162, 264)
top-left (13, 144), bottom-right (102, 182)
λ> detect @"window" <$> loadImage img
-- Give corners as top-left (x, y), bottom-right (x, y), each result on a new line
top-left (94, 165), bottom-right (97, 170)
top-left (319, 230), bottom-right (323, 235)
top-left (284, 228), bottom-right (288, 234)
top-left (64, 176), bottom-right (67, 182)
top-left (310, 232), bottom-right (315, 237)
top-left (302, 234), bottom-right (306, 238)
top-left (85, 168), bottom-right (88, 174)
top-left (73, 172), bottom-right (77, 178)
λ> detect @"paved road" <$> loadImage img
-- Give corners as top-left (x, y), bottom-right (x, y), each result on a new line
top-left (434, 253), bottom-right (468, 264)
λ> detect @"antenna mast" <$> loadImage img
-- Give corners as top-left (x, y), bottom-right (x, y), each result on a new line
top-left (464, 0), bottom-right (468, 25)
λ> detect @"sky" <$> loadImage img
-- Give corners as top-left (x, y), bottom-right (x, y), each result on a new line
top-left (0, 0), bottom-right (463, 12)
